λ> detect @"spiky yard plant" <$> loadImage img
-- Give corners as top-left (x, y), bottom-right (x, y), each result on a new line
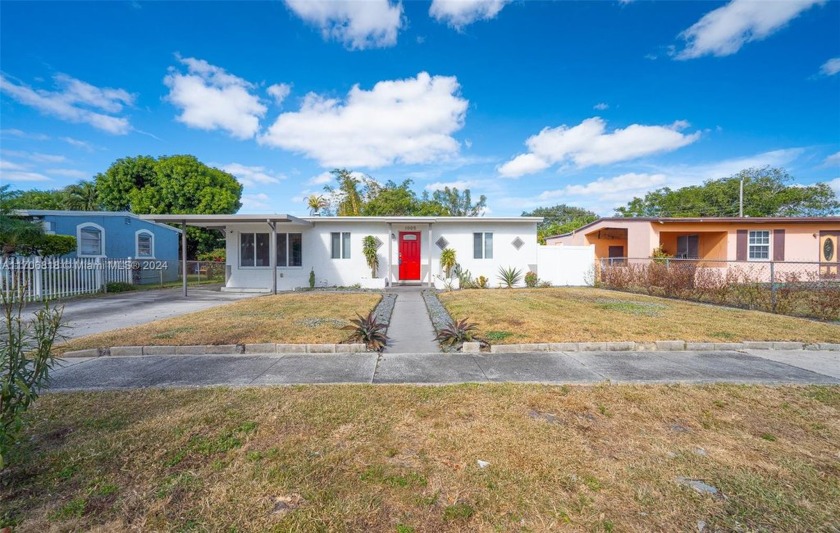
top-left (497, 266), bottom-right (523, 288)
top-left (342, 312), bottom-right (388, 351)
top-left (435, 318), bottom-right (480, 349)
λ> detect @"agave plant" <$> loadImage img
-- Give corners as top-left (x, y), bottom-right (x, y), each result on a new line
top-left (342, 312), bottom-right (388, 351)
top-left (497, 266), bottom-right (523, 288)
top-left (435, 318), bottom-right (480, 349)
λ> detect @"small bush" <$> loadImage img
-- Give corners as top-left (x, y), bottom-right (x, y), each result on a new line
top-left (474, 275), bottom-right (489, 289)
top-left (197, 248), bottom-right (226, 262)
top-left (1, 289), bottom-right (64, 469)
top-left (342, 312), bottom-right (388, 351)
top-left (106, 282), bottom-right (135, 293)
top-left (524, 271), bottom-right (538, 287)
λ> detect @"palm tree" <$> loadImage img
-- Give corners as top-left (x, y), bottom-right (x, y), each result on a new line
top-left (64, 180), bottom-right (99, 211)
top-left (307, 194), bottom-right (328, 216)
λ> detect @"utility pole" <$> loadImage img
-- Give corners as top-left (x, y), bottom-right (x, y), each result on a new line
top-left (739, 177), bottom-right (744, 217)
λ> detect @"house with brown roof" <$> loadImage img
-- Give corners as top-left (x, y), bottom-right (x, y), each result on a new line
top-left (546, 217), bottom-right (840, 275)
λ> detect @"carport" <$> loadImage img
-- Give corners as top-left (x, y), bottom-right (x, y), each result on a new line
top-left (139, 214), bottom-right (311, 296)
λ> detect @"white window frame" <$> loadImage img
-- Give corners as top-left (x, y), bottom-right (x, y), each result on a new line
top-left (473, 232), bottom-right (493, 259)
top-left (276, 233), bottom-right (303, 268)
top-left (331, 232), bottom-right (351, 259)
top-left (76, 222), bottom-right (105, 258)
top-left (239, 232), bottom-right (271, 268)
top-left (135, 229), bottom-right (155, 259)
top-left (748, 230), bottom-right (771, 261)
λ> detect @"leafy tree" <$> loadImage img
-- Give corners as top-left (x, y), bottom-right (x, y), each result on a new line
top-left (95, 156), bottom-right (157, 211)
top-left (432, 187), bottom-right (486, 216)
top-left (616, 167), bottom-right (839, 218)
top-left (95, 155), bottom-right (242, 257)
top-left (324, 169), bottom-right (364, 216)
top-left (64, 180), bottom-right (99, 211)
top-left (307, 194), bottom-right (328, 216)
top-left (0, 186), bottom-right (44, 257)
top-left (523, 204), bottom-right (598, 243)
top-left (1, 189), bottom-right (66, 210)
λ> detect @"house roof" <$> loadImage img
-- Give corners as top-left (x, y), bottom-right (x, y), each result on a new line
top-left (547, 216), bottom-right (840, 240)
top-left (14, 209), bottom-right (183, 233)
top-left (139, 214), bottom-right (309, 229)
top-left (139, 214), bottom-right (542, 228)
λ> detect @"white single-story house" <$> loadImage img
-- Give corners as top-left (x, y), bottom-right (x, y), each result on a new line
top-left (140, 215), bottom-right (542, 293)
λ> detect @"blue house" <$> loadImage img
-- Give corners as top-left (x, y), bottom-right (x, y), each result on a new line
top-left (14, 210), bottom-right (181, 284)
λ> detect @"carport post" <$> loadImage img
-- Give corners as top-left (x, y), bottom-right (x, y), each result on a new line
top-left (181, 221), bottom-right (188, 297)
top-left (268, 220), bottom-right (277, 295)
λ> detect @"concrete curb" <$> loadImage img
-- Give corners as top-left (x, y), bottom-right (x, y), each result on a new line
top-left (62, 343), bottom-right (370, 358)
top-left (488, 341), bottom-right (840, 353)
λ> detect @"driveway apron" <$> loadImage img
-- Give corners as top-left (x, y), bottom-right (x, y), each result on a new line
top-left (384, 289), bottom-right (441, 353)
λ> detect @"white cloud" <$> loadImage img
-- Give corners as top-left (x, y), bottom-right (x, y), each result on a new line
top-left (820, 57), bottom-right (840, 76)
top-left (593, 102), bottom-right (609, 110)
top-left (500, 148), bottom-right (804, 214)
top-left (827, 178), bottom-right (840, 196)
top-left (49, 168), bottom-right (90, 179)
top-left (240, 192), bottom-right (273, 212)
top-left (1, 150), bottom-right (67, 164)
top-left (499, 117), bottom-right (700, 177)
top-left (259, 72), bottom-right (468, 168)
top-left (675, 0), bottom-right (824, 60)
top-left (429, 0), bottom-right (509, 28)
top-left (0, 171), bottom-right (52, 182)
top-left (0, 160), bottom-right (26, 171)
top-left (61, 137), bottom-right (96, 151)
top-left (0, 129), bottom-right (50, 141)
top-left (164, 56), bottom-right (267, 139)
top-left (267, 83), bottom-right (291, 105)
top-left (0, 74), bottom-right (133, 134)
top-left (424, 179), bottom-right (484, 191)
top-left (219, 163), bottom-right (285, 187)
top-left (824, 151), bottom-right (840, 166)
top-left (308, 171), bottom-right (334, 185)
top-left (284, 0), bottom-right (403, 50)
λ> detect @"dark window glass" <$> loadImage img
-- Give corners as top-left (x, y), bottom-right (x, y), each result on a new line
top-left (240, 233), bottom-right (255, 267)
top-left (255, 233), bottom-right (270, 266)
top-left (276, 233), bottom-right (287, 267)
top-left (290, 233), bottom-right (302, 266)
top-left (331, 232), bottom-right (341, 259)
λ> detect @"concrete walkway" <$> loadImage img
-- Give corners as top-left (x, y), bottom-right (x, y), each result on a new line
top-left (384, 289), bottom-right (440, 353)
top-left (47, 349), bottom-right (840, 391)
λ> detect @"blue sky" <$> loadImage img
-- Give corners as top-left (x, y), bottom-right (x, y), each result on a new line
top-left (1, 0), bottom-right (838, 216)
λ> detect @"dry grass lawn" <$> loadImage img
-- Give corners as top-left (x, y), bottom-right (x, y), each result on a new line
top-left (438, 288), bottom-right (840, 344)
top-left (55, 292), bottom-right (380, 354)
top-left (2, 384), bottom-right (838, 531)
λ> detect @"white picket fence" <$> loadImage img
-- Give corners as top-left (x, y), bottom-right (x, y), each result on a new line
top-left (0, 257), bottom-right (134, 302)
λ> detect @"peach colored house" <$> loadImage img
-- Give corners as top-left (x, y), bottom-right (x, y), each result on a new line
top-left (546, 217), bottom-right (840, 275)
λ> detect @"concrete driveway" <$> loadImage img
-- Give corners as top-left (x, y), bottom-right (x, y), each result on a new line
top-left (47, 349), bottom-right (840, 391)
top-left (37, 287), bottom-right (259, 339)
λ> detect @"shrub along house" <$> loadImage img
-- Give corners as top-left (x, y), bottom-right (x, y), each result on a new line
top-left (14, 210), bottom-right (181, 283)
top-left (140, 214), bottom-right (541, 293)
top-left (546, 216), bottom-right (840, 277)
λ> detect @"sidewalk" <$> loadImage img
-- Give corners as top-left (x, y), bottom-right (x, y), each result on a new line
top-left (47, 349), bottom-right (840, 391)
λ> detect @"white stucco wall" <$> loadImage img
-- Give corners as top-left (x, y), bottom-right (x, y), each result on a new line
top-left (222, 218), bottom-right (539, 291)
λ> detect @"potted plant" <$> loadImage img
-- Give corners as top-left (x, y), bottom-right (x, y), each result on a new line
top-left (360, 235), bottom-right (386, 289)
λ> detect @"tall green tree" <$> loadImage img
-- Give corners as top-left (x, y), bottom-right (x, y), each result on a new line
top-left (616, 167), bottom-right (839, 217)
top-left (522, 204), bottom-right (598, 243)
top-left (94, 155), bottom-right (243, 257)
top-left (324, 169), bottom-right (364, 216)
top-left (64, 180), bottom-right (99, 211)
top-left (1, 189), bottom-right (66, 210)
top-left (0, 186), bottom-right (44, 256)
top-left (431, 187), bottom-right (486, 216)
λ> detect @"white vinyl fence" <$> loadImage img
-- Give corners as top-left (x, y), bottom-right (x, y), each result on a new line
top-left (536, 245), bottom-right (596, 286)
top-left (0, 257), bottom-right (134, 302)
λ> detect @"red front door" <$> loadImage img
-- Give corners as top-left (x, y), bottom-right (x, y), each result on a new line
top-left (399, 232), bottom-right (421, 280)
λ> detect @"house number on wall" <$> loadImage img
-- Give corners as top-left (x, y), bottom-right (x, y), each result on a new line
top-left (405, 226), bottom-right (417, 231)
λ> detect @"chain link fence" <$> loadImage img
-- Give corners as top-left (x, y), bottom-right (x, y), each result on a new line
top-left (597, 258), bottom-right (840, 321)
